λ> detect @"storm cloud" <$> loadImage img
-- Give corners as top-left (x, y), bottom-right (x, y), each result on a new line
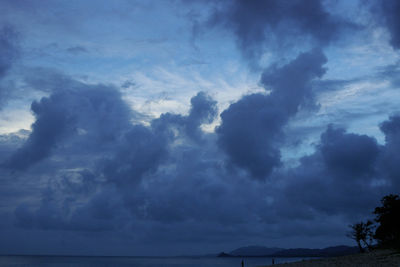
top-left (3, 80), bottom-right (132, 170)
top-left (378, 115), bottom-right (400, 191)
top-left (217, 49), bottom-right (327, 179)
top-left (282, 125), bottom-right (382, 218)
top-left (1, 0), bottom-right (400, 257)
top-left (8, 82), bottom-right (221, 236)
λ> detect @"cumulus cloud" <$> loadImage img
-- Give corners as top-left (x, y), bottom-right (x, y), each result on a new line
top-left (101, 124), bottom-right (169, 187)
top-left (2, 0), bottom-right (400, 256)
top-left (7, 79), bottom-right (222, 234)
top-left (378, 115), bottom-right (400, 191)
top-left (153, 91), bottom-right (218, 142)
top-left (5, 85), bottom-right (400, 253)
top-left (101, 91), bottom-right (217, 189)
top-left (217, 49), bottom-right (327, 179)
top-left (275, 114), bottom-right (400, 222)
top-left (3, 80), bottom-right (132, 170)
top-left (320, 126), bottom-right (380, 176)
top-left (281, 125), bottom-right (383, 220)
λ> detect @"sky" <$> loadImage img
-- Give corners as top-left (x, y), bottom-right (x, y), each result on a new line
top-left (0, 0), bottom-right (400, 256)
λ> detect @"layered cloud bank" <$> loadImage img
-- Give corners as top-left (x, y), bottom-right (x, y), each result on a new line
top-left (0, 0), bottom-right (400, 256)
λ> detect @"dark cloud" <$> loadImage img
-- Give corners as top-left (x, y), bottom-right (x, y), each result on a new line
top-left (121, 80), bottom-right (136, 89)
top-left (23, 67), bottom-right (80, 93)
top-left (152, 91), bottom-right (217, 142)
top-left (107, 118), bottom-right (395, 249)
top-left (184, 91), bottom-right (218, 140)
top-left (5, 84), bottom-right (270, 249)
top-left (282, 125), bottom-right (383, 219)
top-left (0, 25), bottom-right (18, 78)
top-left (217, 93), bottom-right (282, 178)
top-left (101, 124), bottom-right (169, 188)
top-left (1, 1), bottom-right (399, 255)
top-left (102, 91), bottom-right (217, 190)
top-left (207, 0), bottom-right (355, 62)
top-left (58, 169), bottom-right (98, 195)
top-left (6, 83), bottom-right (223, 233)
top-left (275, 114), bottom-right (400, 222)
top-left (0, 130), bottom-right (28, 161)
top-left (14, 188), bottom-right (127, 232)
top-left (374, 0), bottom-right (400, 50)
top-left (5, 108), bottom-right (400, 254)
top-left (121, 143), bottom-right (252, 225)
top-left (260, 48), bottom-right (327, 111)
top-left (378, 115), bottom-right (400, 191)
top-left (380, 115), bottom-right (400, 139)
top-left (217, 49), bottom-right (327, 179)
top-left (99, 92), bottom-right (218, 226)
top-left (66, 45), bottom-right (88, 54)
top-left (320, 126), bottom-right (380, 176)
top-left (3, 96), bottom-right (71, 170)
top-left (3, 79), bottom-right (132, 170)
top-left (0, 25), bottom-right (19, 107)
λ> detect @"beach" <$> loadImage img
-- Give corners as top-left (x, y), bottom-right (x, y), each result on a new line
top-left (263, 249), bottom-right (400, 267)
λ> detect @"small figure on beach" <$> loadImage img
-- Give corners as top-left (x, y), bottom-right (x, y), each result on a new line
top-left (272, 258), bottom-right (275, 265)
top-left (241, 259), bottom-right (244, 267)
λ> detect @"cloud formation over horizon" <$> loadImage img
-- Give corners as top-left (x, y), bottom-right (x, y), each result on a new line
top-left (0, 0), bottom-right (399, 256)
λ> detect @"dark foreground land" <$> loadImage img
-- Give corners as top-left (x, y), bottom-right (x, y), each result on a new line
top-left (261, 249), bottom-right (400, 267)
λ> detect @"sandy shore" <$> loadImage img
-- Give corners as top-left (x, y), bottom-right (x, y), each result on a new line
top-left (261, 250), bottom-right (400, 267)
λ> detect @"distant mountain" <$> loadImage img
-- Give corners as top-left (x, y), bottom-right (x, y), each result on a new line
top-left (217, 252), bottom-right (233, 257)
top-left (218, 245), bottom-right (358, 258)
top-left (230, 246), bottom-right (283, 256)
top-left (271, 246), bottom-right (358, 257)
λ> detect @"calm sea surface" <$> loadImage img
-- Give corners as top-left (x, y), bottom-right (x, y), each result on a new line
top-left (0, 256), bottom-right (313, 267)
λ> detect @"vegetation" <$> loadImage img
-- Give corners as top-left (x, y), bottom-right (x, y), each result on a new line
top-left (373, 194), bottom-right (400, 249)
top-left (347, 221), bottom-right (374, 252)
top-left (348, 194), bottom-right (400, 252)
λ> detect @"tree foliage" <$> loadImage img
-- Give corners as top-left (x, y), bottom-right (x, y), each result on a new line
top-left (373, 194), bottom-right (400, 248)
top-left (348, 221), bottom-right (374, 252)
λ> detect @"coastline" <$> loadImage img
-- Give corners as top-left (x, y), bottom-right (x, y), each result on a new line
top-left (260, 249), bottom-right (400, 267)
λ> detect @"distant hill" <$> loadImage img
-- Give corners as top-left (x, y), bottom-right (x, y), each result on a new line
top-left (270, 245), bottom-right (358, 257)
top-left (217, 252), bottom-right (233, 257)
top-left (230, 246), bottom-right (283, 256)
top-left (217, 245), bottom-right (358, 258)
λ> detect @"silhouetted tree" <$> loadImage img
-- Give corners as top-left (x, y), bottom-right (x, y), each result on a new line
top-left (348, 221), bottom-right (374, 252)
top-left (373, 194), bottom-right (400, 249)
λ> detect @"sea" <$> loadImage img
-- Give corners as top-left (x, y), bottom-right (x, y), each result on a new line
top-left (0, 255), bottom-right (313, 267)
